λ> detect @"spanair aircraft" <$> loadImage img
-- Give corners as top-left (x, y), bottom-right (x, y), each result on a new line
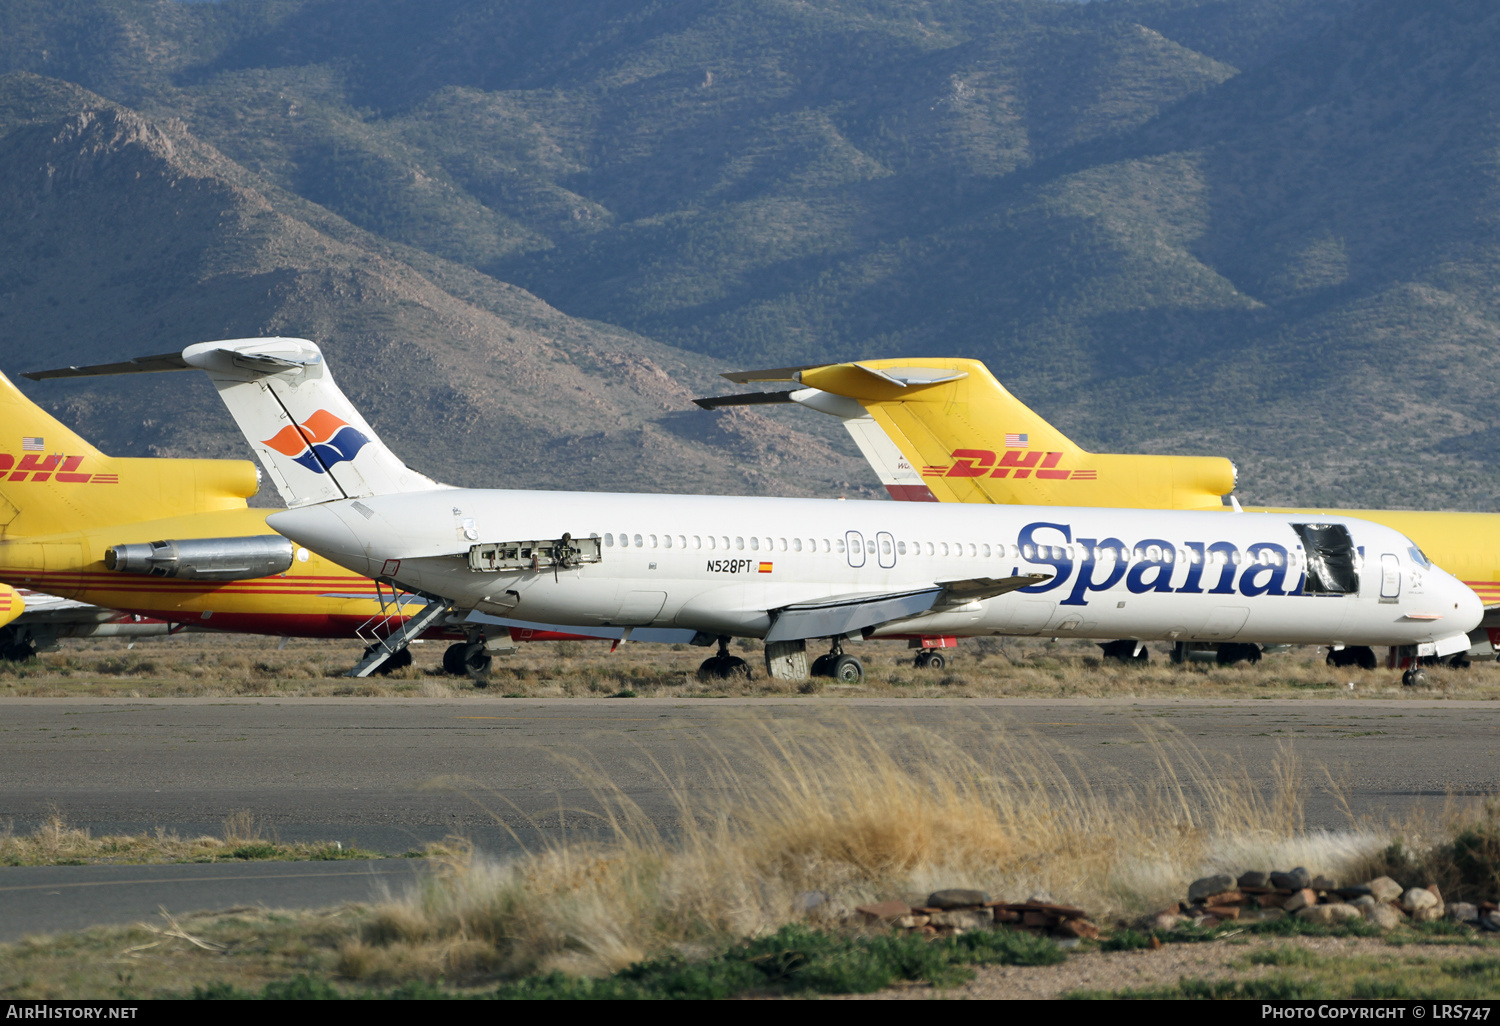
top-left (696, 358), bottom-right (1500, 675)
top-left (64, 337), bottom-right (1481, 684)
top-left (0, 369), bottom-right (672, 677)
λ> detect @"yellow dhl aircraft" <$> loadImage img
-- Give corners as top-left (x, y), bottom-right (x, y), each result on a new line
top-left (0, 369), bottom-right (632, 673)
top-left (698, 358), bottom-right (1500, 666)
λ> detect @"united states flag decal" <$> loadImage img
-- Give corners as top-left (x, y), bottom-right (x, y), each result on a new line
top-left (1004, 433), bottom-right (1028, 447)
top-left (21, 437), bottom-right (43, 451)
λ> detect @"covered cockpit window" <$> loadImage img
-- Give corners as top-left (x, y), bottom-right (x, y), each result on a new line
top-left (1291, 523), bottom-right (1359, 594)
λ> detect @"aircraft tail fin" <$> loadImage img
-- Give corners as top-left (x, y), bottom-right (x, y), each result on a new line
top-left (26, 338), bottom-right (442, 508)
top-left (713, 358), bottom-right (1234, 510)
top-left (0, 369), bottom-right (259, 536)
top-left (179, 338), bottom-right (443, 506)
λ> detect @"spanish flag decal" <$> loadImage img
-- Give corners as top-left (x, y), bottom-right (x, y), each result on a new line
top-left (758, 562), bottom-right (773, 573)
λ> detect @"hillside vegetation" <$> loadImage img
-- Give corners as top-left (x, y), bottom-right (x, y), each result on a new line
top-left (0, 0), bottom-right (1496, 509)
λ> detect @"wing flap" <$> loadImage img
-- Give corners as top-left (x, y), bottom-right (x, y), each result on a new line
top-left (764, 574), bottom-right (1051, 644)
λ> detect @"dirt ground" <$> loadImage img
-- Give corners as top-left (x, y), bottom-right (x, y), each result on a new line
top-left (0, 631), bottom-right (1494, 701)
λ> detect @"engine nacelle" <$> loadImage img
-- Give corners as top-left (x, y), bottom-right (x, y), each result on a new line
top-left (105, 535), bottom-right (295, 581)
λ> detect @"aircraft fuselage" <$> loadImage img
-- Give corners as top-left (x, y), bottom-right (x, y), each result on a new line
top-left (268, 490), bottom-right (1481, 648)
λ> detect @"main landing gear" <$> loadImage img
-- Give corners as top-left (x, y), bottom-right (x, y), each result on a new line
top-left (364, 644), bottom-right (413, 675)
top-left (697, 636), bottom-right (752, 682)
top-left (1326, 645), bottom-right (1377, 670)
top-left (810, 640), bottom-right (864, 684)
top-left (913, 650), bottom-right (946, 670)
top-left (442, 638), bottom-right (493, 686)
top-left (1099, 639), bottom-right (1149, 664)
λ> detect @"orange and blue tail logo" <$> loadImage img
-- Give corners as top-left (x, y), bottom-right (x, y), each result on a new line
top-left (262, 410), bottom-right (370, 474)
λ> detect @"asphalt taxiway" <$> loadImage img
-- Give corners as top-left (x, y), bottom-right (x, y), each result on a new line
top-left (2, 697), bottom-right (1497, 941)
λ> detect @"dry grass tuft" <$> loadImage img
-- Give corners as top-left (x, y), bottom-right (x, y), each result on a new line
top-left (351, 717), bottom-right (1395, 980)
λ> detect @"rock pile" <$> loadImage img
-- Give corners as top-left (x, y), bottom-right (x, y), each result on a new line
top-left (1155, 867), bottom-right (1500, 933)
top-left (856, 889), bottom-right (1101, 940)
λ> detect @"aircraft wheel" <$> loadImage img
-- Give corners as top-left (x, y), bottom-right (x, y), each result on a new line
top-left (697, 655), bottom-right (751, 681)
top-left (1100, 640), bottom-right (1147, 664)
top-left (2, 641), bottom-right (35, 662)
top-left (810, 654), bottom-right (836, 678)
top-left (372, 646), bottom-right (413, 675)
top-left (924, 652), bottom-right (945, 671)
top-left (913, 652), bottom-right (929, 669)
top-left (832, 655), bottom-right (863, 684)
top-left (1217, 643), bottom-right (1261, 666)
top-left (463, 642), bottom-right (492, 684)
top-left (442, 642), bottom-right (468, 675)
top-left (1350, 646), bottom-right (1377, 670)
top-left (1170, 643), bottom-right (1186, 665)
top-left (1402, 668), bottom-right (1429, 687)
top-left (1448, 653), bottom-right (1472, 670)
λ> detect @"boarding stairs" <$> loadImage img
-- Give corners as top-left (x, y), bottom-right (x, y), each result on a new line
top-left (346, 585), bottom-right (454, 677)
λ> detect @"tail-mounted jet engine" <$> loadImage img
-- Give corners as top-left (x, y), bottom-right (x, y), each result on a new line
top-left (105, 536), bottom-right (295, 581)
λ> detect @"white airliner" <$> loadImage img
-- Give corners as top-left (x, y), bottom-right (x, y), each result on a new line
top-left (53, 338), bottom-right (1485, 682)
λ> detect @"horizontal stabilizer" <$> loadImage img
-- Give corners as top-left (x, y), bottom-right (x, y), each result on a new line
top-left (692, 390), bottom-right (797, 410)
top-left (720, 364), bottom-right (821, 384)
top-left (24, 353), bottom-right (190, 380)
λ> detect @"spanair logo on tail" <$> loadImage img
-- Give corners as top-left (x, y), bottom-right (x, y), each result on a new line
top-left (262, 410), bottom-right (370, 474)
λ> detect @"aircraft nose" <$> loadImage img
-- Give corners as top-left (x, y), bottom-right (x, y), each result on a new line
top-left (1453, 577), bottom-right (1485, 634)
top-left (267, 503), bottom-right (373, 575)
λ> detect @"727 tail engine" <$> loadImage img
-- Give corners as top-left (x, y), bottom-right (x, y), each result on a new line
top-left (105, 536), bottom-right (295, 581)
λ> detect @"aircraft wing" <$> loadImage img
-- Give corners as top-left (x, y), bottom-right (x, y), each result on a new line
top-left (764, 573), bottom-right (1050, 643)
top-left (10, 590), bottom-right (126, 625)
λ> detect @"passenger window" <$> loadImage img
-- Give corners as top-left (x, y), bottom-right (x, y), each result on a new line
top-left (605, 533), bottom-right (614, 547)
top-left (1022, 544), bottom-right (1035, 559)
top-left (633, 534), bottom-right (643, 547)
top-left (735, 537), bottom-right (745, 550)
top-left (663, 535), bottom-right (673, 548)
top-left (678, 535), bottom-right (687, 549)
top-left (650, 535), bottom-right (659, 548)
top-left (835, 539), bottom-right (846, 553)
top-left (881, 539), bottom-right (892, 554)
top-left (867, 540), bottom-right (876, 554)
top-left (693, 536), bottom-right (701, 549)
top-left (793, 538), bottom-right (802, 552)
top-left (750, 537), bottom-right (759, 551)
top-left (982, 544), bottom-right (990, 557)
top-left (822, 539), bottom-right (831, 552)
top-left (722, 536), bottom-right (730, 550)
top-left (778, 538), bottom-right (787, 551)
top-left (897, 541), bottom-right (906, 555)
top-left (706, 536), bottom-right (715, 550)
top-left (940, 543), bottom-right (950, 556)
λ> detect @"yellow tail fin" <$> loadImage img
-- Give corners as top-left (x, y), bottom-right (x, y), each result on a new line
top-left (0, 371), bottom-right (260, 538)
top-left (733, 359), bottom-right (1235, 510)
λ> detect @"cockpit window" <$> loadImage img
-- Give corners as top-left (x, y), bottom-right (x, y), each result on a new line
top-left (1291, 523), bottom-right (1359, 594)
top-left (1408, 545), bottom-right (1431, 569)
